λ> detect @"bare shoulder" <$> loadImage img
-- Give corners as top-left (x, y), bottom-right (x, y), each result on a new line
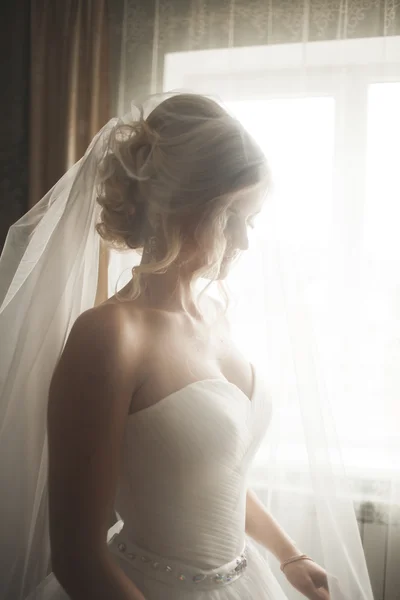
top-left (70, 301), bottom-right (142, 346)
top-left (64, 302), bottom-right (144, 365)
top-left (49, 302), bottom-right (147, 420)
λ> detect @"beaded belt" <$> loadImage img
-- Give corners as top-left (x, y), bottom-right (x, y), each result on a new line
top-left (108, 532), bottom-right (247, 590)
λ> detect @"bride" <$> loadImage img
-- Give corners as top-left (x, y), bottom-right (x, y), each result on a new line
top-left (1, 93), bottom-right (333, 600)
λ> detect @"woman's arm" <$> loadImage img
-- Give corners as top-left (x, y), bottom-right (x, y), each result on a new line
top-left (245, 488), bottom-right (300, 562)
top-left (246, 490), bottom-right (332, 600)
top-left (47, 304), bottom-right (145, 600)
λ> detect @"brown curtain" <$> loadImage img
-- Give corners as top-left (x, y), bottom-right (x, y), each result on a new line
top-left (0, 0), bottom-right (30, 253)
top-left (30, 0), bottom-right (111, 302)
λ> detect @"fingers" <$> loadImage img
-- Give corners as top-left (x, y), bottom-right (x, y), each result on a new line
top-left (301, 579), bottom-right (327, 600)
top-left (304, 579), bottom-right (330, 600)
top-left (315, 587), bottom-right (330, 600)
top-left (327, 576), bottom-right (349, 600)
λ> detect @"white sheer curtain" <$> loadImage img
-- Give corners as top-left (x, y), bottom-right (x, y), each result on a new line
top-left (110, 3), bottom-right (400, 598)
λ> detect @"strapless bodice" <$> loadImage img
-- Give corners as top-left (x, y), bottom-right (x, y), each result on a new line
top-left (115, 369), bottom-right (272, 569)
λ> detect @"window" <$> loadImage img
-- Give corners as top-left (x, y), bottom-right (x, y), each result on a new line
top-left (163, 37), bottom-right (400, 477)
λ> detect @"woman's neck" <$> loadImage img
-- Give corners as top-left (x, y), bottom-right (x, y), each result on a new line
top-left (118, 262), bottom-right (202, 319)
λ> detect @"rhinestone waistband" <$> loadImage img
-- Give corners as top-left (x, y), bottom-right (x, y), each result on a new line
top-left (108, 533), bottom-right (247, 591)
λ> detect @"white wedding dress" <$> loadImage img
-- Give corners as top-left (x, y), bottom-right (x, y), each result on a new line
top-left (28, 368), bottom-right (289, 600)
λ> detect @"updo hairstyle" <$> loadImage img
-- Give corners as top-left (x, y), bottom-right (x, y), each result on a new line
top-left (96, 93), bottom-right (269, 300)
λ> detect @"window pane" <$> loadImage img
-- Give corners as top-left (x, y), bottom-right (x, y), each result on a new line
top-left (363, 82), bottom-right (400, 260)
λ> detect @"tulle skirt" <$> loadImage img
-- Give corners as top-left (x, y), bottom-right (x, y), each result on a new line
top-left (26, 535), bottom-right (289, 600)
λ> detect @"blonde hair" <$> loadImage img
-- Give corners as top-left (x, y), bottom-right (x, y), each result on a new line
top-left (96, 93), bottom-right (269, 310)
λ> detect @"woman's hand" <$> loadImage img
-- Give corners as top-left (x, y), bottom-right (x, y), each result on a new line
top-left (283, 559), bottom-right (331, 600)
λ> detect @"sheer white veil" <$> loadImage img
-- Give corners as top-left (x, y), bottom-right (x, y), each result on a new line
top-left (0, 115), bottom-right (121, 599)
top-left (0, 95), bottom-right (373, 600)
